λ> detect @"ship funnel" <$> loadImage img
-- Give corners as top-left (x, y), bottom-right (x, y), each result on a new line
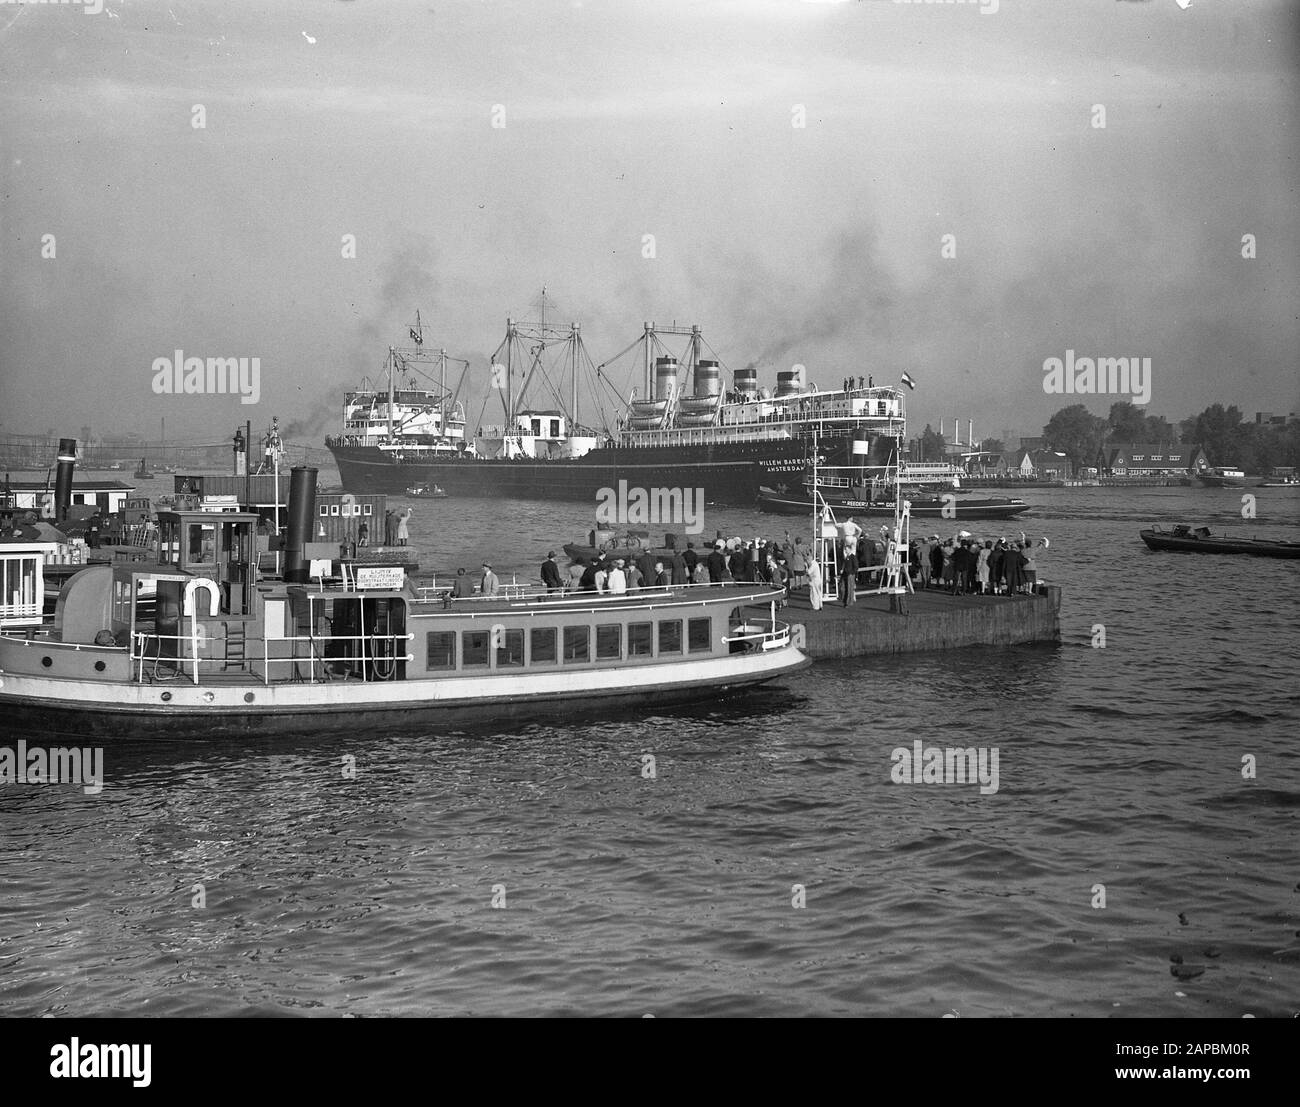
top-left (732, 366), bottom-right (757, 400)
top-left (694, 360), bottom-right (721, 399)
top-left (775, 366), bottom-right (804, 398)
top-left (283, 466), bottom-right (318, 584)
top-left (655, 357), bottom-right (678, 402)
top-left (54, 438), bottom-right (77, 523)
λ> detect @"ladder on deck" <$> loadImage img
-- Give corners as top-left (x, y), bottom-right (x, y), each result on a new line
top-left (223, 622), bottom-right (248, 671)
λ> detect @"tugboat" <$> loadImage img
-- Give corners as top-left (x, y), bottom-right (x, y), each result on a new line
top-left (325, 298), bottom-right (909, 505)
top-left (0, 466), bottom-right (809, 739)
top-left (1139, 524), bottom-right (1300, 559)
top-left (133, 458), bottom-right (154, 480)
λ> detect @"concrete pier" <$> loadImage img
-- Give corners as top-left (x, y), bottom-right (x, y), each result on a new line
top-left (791, 585), bottom-right (1061, 659)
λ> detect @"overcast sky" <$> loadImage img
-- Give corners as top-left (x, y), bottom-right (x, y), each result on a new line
top-left (1, 0), bottom-right (1296, 449)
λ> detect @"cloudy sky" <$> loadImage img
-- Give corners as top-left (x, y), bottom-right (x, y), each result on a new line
top-left (1, 0), bottom-right (1296, 449)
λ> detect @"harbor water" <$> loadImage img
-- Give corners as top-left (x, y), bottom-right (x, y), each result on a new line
top-left (1, 479), bottom-right (1297, 1017)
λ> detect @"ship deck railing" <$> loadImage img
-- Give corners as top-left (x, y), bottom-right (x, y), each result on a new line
top-left (130, 629), bottom-right (415, 686)
top-left (409, 579), bottom-right (789, 612)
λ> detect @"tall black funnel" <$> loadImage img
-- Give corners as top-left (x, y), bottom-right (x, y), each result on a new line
top-left (54, 438), bottom-right (77, 523)
top-left (283, 466), bottom-right (318, 583)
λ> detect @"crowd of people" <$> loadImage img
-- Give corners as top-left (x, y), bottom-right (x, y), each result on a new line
top-left (439, 525), bottom-right (1047, 607)
top-left (908, 532), bottom-right (1048, 596)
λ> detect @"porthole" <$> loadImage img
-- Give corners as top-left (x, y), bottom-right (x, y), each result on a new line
top-left (94, 661), bottom-right (106, 672)
top-left (161, 692), bottom-right (172, 702)
top-left (243, 692), bottom-right (255, 703)
top-left (41, 656), bottom-right (52, 668)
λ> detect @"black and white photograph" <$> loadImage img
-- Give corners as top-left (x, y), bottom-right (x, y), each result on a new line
top-left (1, 0), bottom-right (1296, 1060)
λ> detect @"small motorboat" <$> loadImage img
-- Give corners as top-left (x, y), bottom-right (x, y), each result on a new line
top-left (133, 458), bottom-right (154, 479)
top-left (1139, 524), bottom-right (1300, 559)
top-left (405, 482), bottom-right (447, 498)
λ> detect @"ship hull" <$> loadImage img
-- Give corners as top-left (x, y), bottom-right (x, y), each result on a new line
top-left (329, 437), bottom-right (845, 504)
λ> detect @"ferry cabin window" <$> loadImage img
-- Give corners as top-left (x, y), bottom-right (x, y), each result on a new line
top-left (462, 630), bottom-right (490, 668)
top-left (596, 624), bottom-right (622, 660)
top-left (496, 628), bottom-right (525, 668)
top-left (530, 627), bottom-right (557, 665)
top-left (628, 622), bottom-right (652, 657)
top-left (658, 619), bottom-right (682, 654)
top-left (187, 523), bottom-right (216, 564)
top-left (426, 631), bottom-right (456, 670)
top-left (688, 617), bottom-right (712, 653)
top-left (563, 626), bottom-right (590, 664)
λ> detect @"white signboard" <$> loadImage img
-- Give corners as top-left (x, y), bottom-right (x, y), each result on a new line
top-left (354, 566), bottom-right (404, 590)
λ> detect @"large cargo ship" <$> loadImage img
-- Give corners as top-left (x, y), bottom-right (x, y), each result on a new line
top-left (326, 308), bottom-right (909, 504)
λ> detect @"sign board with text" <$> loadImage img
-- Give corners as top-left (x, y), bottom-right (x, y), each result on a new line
top-left (354, 566), bottom-right (405, 590)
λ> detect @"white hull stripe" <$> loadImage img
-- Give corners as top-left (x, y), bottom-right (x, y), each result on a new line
top-left (0, 649), bottom-right (807, 716)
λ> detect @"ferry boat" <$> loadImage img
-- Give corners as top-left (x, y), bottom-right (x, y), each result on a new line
top-left (1257, 467), bottom-right (1299, 488)
top-left (0, 468), bottom-right (809, 739)
top-left (1195, 466), bottom-right (1246, 488)
top-left (325, 301), bottom-right (907, 505)
top-left (756, 450), bottom-right (1031, 520)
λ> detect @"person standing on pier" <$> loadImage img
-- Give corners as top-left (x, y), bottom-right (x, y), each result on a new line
top-left (807, 553), bottom-right (824, 610)
top-left (839, 548), bottom-right (858, 606)
top-left (397, 508), bottom-right (412, 546)
top-left (977, 541), bottom-right (992, 595)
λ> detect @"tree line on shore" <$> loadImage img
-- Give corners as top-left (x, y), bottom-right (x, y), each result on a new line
top-left (917, 402), bottom-right (1298, 473)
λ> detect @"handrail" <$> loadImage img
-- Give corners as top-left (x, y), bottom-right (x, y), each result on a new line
top-left (130, 630), bottom-right (415, 686)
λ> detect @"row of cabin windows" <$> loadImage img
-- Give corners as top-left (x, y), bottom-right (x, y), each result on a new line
top-left (425, 618), bottom-right (712, 671)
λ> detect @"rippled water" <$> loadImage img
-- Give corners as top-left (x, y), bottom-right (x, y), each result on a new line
top-left (2, 479), bottom-right (1297, 1016)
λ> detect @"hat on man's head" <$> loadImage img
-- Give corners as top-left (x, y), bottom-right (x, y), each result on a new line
top-left (547, 551), bottom-right (555, 558)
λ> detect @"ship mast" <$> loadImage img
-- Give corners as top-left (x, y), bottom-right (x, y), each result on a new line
top-left (387, 347), bottom-right (395, 444)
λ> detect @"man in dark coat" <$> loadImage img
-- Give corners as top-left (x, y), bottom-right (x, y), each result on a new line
top-left (637, 548), bottom-right (657, 586)
top-left (683, 542), bottom-right (699, 578)
top-left (540, 551), bottom-right (564, 593)
top-left (669, 548), bottom-right (688, 585)
top-left (706, 544), bottom-right (729, 583)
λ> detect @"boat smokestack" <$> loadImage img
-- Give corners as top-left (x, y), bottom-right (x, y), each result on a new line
top-left (54, 437), bottom-right (77, 523)
top-left (731, 365), bottom-right (756, 400)
top-left (655, 357), bottom-right (678, 403)
top-left (775, 366), bottom-right (803, 398)
top-left (694, 360), bottom-right (721, 399)
top-left (283, 466), bottom-right (318, 584)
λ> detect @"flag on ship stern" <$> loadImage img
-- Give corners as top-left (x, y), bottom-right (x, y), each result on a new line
top-left (900, 371), bottom-right (916, 390)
